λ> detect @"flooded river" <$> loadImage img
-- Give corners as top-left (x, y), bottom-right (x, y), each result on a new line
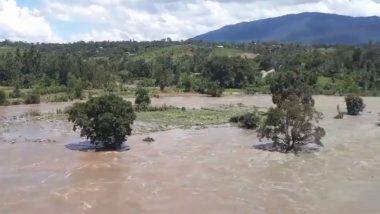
top-left (0, 95), bottom-right (380, 213)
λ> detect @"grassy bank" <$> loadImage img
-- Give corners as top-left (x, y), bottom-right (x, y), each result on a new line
top-left (15, 104), bottom-right (261, 134)
top-left (136, 105), bottom-right (260, 131)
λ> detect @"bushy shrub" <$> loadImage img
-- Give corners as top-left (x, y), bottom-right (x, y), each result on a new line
top-left (137, 78), bottom-right (156, 87)
top-left (8, 86), bottom-right (22, 98)
top-left (11, 100), bottom-right (23, 105)
top-left (105, 82), bottom-right (117, 92)
top-left (135, 87), bottom-right (151, 111)
top-left (144, 105), bottom-right (180, 112)
top-left (0, 90), bottom-right (7, 105)
top-left (230, 111), bottom-right (260, 129)
top-left (345, 95), bottom-right (365, 115)
top-left (152, 91), bottom-right (160, 98)
top-left (33, 85), bottom-right (67, 95)
top-left (207, 83), bottom-right (224, 97)
top-left (73, 86), bottom-right (83, 99)
top-left (198, 81), bottom-right (224, 97)
top-left (50, 94), bottom-right (69, 102)
top-left (67, 75), bottom-right (84, 99)
top-left (244, 85), bottom-right (256, 95)
top-left (24, 93), bottom-right (41, 104)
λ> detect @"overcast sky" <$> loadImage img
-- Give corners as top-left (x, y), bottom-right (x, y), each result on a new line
top-left (1, 0), bottom-right (380, 42)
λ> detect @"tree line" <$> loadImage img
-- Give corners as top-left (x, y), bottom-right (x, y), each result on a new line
top-left (0, 40), bottom-right (380, 97)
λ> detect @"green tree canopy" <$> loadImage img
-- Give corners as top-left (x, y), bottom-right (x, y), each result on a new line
top-left (67, 94), bottom-right (136, 149)
top-left (154, 56), bottom-right (174, 91)
top-left (258, 70), bottom-right (325, 152)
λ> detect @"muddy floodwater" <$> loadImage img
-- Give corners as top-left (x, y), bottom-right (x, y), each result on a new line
top-left (0, 95), bottom-right (380, 214)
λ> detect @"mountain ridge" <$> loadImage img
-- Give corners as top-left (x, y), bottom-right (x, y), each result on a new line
top-left (192, 12), bottom-right (380, 44)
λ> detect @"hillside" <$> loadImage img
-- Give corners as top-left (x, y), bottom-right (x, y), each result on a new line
top-left (193, 12), bottom-right (380, 44)
top-left (130, 44), bottom-right (256, 61)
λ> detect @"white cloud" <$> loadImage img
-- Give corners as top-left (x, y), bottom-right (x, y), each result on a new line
top-left (43, 0), bottom-right (380, 42)
top-left (46, 1), bottom-right (109, 22)
top-left (3, 0), bottom-right (380, 42)
top-left (70, 29), bottom-right (131, 41)
top-left (0, 0), bottom-right (59, 42)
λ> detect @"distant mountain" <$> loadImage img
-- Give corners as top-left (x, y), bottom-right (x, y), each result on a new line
top-left (193, 12), bottom-right (380, 44)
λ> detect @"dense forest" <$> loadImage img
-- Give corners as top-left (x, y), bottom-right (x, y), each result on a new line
top-left (0, 40), bottom-right (379, 105)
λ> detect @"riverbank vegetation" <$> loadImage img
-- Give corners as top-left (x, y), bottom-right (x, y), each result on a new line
top-left (16, 101), bottom-right (260, 134)
top-left (0, 40), bottom-right (379, 106)
top-left (137, 105), bottom-right (256, 129)
top-left (229, 109), bottom-right (261, 129)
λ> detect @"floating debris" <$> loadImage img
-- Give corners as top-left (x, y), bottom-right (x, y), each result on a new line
top-left (143, 137), bottom-right (155, 143)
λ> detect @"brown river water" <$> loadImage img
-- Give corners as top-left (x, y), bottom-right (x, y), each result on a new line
top-left (0, 95), bottom-right (379, 214)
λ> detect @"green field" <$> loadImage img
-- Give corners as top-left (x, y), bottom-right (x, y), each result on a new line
top-left (0, 46), bottom-right (17, 54)
top-left (211, 47), bottom-right (257, 58)
top-left (131, 44), bottom-right (256, 62)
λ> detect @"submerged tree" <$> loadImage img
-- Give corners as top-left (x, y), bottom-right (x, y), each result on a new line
top-left (67, 94), bottom-right (136, 150)
top-left (345, 95), bottom-right (365, 116)
top-left (334, 105), bottom-right (344, 119)
top-left (230, 109), bottom-right (261, 129)
top-left (258, 71), bottom-right (325, 152)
